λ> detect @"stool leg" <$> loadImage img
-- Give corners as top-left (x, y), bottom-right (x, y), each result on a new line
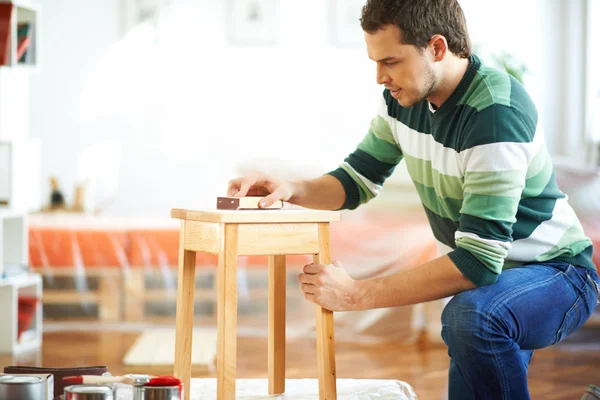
top-left (217, 224), bottom-right (238, 400)
top-left (268, 255), bottom-right (286, 394)
top-left (314, 223), bottom-right (337, 400)
top-left (174, 224), bottom-right (197, 400)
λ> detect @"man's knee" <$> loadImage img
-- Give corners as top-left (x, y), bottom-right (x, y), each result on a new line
top-left (441, 290), bottom-right (497, 348)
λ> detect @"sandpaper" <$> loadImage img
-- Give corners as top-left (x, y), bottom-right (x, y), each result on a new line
top-left (217, 196), bottom-right (283, 210)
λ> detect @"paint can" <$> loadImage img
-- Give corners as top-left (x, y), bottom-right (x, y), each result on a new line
top-left (64, 384), bottom-right (115, 400)
top-left (133, 385), bottom-right (182, 400)
top-left (0, 375), bottom-right (47, 400)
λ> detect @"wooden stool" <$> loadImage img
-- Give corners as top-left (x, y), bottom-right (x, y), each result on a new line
top-left (171, 208), bottom-right (340, 400)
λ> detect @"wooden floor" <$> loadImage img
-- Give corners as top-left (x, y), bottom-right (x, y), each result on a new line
top-left (1, 325), bottom-right (599, 399)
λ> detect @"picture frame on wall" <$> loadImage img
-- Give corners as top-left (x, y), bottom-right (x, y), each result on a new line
top-left (120, 0), bottom-right (169, 38)
top-left (227, 0), bottom-right (277, 46)
top-left (328, 0), bottom-right (366, 47)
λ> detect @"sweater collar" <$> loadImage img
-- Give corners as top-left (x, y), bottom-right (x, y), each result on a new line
top-left (429, 53), bottom-right (481, 120)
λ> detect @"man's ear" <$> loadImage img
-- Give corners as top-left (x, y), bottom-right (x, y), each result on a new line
top-left (429, 34), bottom-right (448, 62)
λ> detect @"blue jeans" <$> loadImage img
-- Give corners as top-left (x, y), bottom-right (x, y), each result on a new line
top-left (441, 262), bottom-right (600, 400)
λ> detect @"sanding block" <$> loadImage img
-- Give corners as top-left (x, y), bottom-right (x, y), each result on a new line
top-left (217, 196), bottom-right (283, 210)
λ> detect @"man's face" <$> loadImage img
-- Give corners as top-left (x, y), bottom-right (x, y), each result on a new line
top-left (365, 25), bottom-right (437, 108)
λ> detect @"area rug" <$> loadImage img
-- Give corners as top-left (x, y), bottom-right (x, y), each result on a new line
top-left (122, 327), bottom-right (217, 369)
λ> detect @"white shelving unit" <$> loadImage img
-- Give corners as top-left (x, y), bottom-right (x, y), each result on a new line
top-left (0, 0), bottom-right (40, 69)
top-left (0, 272), bottom-right (42, 354)
top-left (0, 209), bottom-right (27, 277)
top-left (0, 210), bottom-right (42, 354)
top-left (0, 2), bottom-right (42, 212)
top-left (0, 0), bottom-right (41, 355)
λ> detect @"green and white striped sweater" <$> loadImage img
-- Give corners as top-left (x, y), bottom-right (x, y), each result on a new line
top-left (328, 54), bottom-right (596, 287)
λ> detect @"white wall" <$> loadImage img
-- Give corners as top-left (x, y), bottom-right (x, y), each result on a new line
top-left (32, 0), bottom-right (381, 216)
top-left (459, 0), bottom-right (561, 154)
top-left (585, 0), bottom-right (600, 166)
top-left (29, 0), bottom-right (584, 217)
top-left (29, 0), bottom-right (120, 211)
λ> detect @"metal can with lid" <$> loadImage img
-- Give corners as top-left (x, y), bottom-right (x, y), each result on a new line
top-left (0, 375), bottom-right (47, 400)
top-left (133, 385), bottom-right (182, 400)
top-left (64, 384), bottom-right (115, 400)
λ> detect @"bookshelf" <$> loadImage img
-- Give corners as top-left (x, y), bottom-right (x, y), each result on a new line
top-left (0, 210), bottom-right (41, 354)
top-left (0, 0), bottom-right (40, 69)
top-left (0, 0), bottom-right (41, 354)
top-left (0, 272), bottom-right (42, 354)
top-left (0, 209), bottom-right (27, 277)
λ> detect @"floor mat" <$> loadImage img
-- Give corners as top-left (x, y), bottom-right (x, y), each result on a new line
top-left (109, 378), bottom-right (418, 399)
top-left (123, 327), bottom-right (217, 369)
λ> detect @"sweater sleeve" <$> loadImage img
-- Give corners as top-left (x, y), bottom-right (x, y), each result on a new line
top-left (448, 105), bottom-right (541, 286)
top-left (326, 93), bottom-right (404, 210)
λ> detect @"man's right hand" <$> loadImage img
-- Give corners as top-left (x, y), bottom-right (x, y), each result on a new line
top-left (227, 172), bottom-right (296, 208)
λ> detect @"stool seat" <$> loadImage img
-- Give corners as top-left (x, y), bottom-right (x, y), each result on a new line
top-left (171, 207), bottom-right (341, 400)
top-left (171, 208), bottom-right (341, 223)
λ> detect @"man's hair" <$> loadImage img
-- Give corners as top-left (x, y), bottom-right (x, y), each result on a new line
top-left (360, 0), bottom-right (472, 59)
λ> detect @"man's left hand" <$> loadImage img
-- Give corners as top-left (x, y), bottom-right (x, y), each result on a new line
top-left (298, 261), bottom-right (361, 311)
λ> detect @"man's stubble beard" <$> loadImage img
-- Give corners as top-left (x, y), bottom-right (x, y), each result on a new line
top-left (405, 64), bottom-right (438, 108)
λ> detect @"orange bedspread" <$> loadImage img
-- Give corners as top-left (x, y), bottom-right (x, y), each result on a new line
top-left (28, 214), bottom-right (600, 271)
top-left (28, 211), bottom-right (439, 271)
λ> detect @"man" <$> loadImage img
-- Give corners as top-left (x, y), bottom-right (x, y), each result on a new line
top-left (227, 0), bottom-right (600, 399)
